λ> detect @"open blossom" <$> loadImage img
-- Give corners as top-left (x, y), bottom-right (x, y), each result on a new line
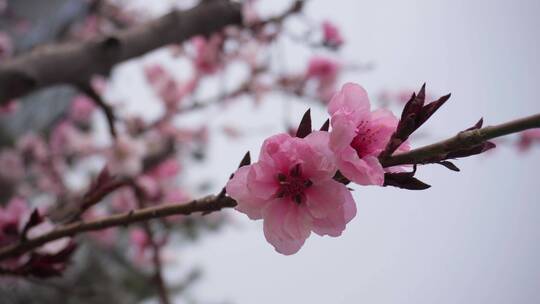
top-left (226, 132), bottom-right (356, 255)
top-left (306, 56), bottom-right (341, 102)
top-left (328, 83), bottom-right (408, 185)
top-left (322, 21), bottom-right (344, 48)
top-left (518, 129), bottom-right (540, 151)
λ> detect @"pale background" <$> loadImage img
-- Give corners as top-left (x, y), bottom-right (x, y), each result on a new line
top-left (110, 0), bottom-right (540, 303)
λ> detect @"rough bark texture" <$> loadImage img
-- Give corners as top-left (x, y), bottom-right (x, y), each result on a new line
top-left (0, 0), bottom-right (242, 105)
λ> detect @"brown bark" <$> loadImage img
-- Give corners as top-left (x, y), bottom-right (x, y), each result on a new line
top-left (0, 0), bottom-right (242, 105)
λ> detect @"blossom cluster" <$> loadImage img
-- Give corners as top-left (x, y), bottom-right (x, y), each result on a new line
top-left (226, 83), bottom-right (408, 254)
top-left (0, 0), bottom-right (350, 279)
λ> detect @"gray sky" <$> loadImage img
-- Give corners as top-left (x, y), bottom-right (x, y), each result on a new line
top-left (112, 0), bottom-right (540, 303)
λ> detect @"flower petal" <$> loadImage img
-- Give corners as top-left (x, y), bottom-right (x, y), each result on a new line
top-left (226, 166), bottom-right (268, 219)
top-left (328, 83), bottom-right (370, 116)
top-left (262, 200), bottom-right (309, 255)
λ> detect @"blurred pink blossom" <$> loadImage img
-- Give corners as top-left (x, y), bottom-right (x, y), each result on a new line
top-left (0, 197), bottom-right (28, 235)
top-left (69, 95), bottom-right (96, 123)
top-left (242, 0), bottom-right (260, 26)
top-left (306, 56), bottom-right (341, 102)
top-left (143, 64), bottom-right (196, 108)
top-left (0, 149), bottom-right (24, 181)
top-left (147, 158), bottom-right (181, 181)
top-left (17, 133), bottom-right (48, 162)
top-left (322, 21), bottom-right (344, 48)
top-left (111, 188), bottom-right (137, 212)
top-left (27, 220), bottom-right (71, 255)
top-left (518, 128), bottom-right (540, 151)
top-left (129, 227), bottom-right (151, 264)
top-left (50, 121), bottom-right (95, 155)
top-left (226, 132), bottom-right (356, 255)
top-left (192, 34), bottom-right (223, 75)
top-left (135, 175), bottom-right (161, 201)
top-left (107, 135), bottom-right (147, 177)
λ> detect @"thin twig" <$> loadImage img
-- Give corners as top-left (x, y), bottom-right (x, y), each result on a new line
top-left (78, 83), bottom-right (117, 138)
top-left (380, 113), bottom-right (540, 167)
top-left (0, 195), bottom-right (237, 262)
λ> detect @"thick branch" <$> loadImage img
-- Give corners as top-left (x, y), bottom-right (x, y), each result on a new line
top-left (0, 0), bottom-right (242, 105)
top-left (381, 113), bottom-right (540, 167)
top-left (0, 195), bottom-right (237, 261)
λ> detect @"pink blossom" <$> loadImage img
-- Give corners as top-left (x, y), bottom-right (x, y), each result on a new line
top-left (107, 135), bottom-right (147, 177)
top-left (306, 56), bottom-right (340, 82)
top-left (50, 120), bottom-right (94, 155)
top-left (306, 56), bottom-right (341, 102)
top-left (0, 198), bottom-right (29, 267)
top-left (328, 83), bottom-right (408, 185)
top-left (0, 197), bottom-right (28, 233)
top-left (518, 128), bottom-right (540, 151)
top-left (192, 35), bottom-right (223, 75)
top-left (27, 220), bottom-right (71, 255)
top-left (17, 133), bottom-right (48, 162)
top-left (135, 175), bottom-right (161, 201)
top-left (129, 228), bottom-right (152, 263)
top-left (69, 95), bottom-right (96, 123)
top-left (226, 132), bottom-right (356, 255)
top-left (143, 64), bottom-right (195, 108)
top-left (242, 0), bottom-right (260, 26)
top-left (162, 188), bottom-right (190, 203)
top-left (147, 158), bottom-right (181, 181)
top-left (322, 21), bottom-right (344, 48)
top-left (0, 149), bottom-right (24, 181)
top-left (111, 188), bottom-right (138, 212)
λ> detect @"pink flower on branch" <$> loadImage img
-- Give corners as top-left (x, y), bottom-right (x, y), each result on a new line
top-left (226, 132), bottom-right (356, 255)
top-left (322, 21), bottom-right (344, 48)
top-left (328, 83), bottom-right (408, 185)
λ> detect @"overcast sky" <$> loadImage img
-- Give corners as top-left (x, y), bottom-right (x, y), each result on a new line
top-left (112, 1), bottom-right (540, 303)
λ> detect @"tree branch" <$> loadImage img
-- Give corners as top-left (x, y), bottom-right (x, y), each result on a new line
top-left (380, 113), bottom-right (540, 167)
top-left (0, 0), bottom-right (242, 105)
top-left (77, 83), bottom-right (117, 138)
top-left (0, 195), bottom-right (237, 262)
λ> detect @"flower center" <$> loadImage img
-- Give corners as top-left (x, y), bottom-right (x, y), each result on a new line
top-left (351, 120), bottom-right (375, 158)
top-left (275, 163), bottom-right (313, 204)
